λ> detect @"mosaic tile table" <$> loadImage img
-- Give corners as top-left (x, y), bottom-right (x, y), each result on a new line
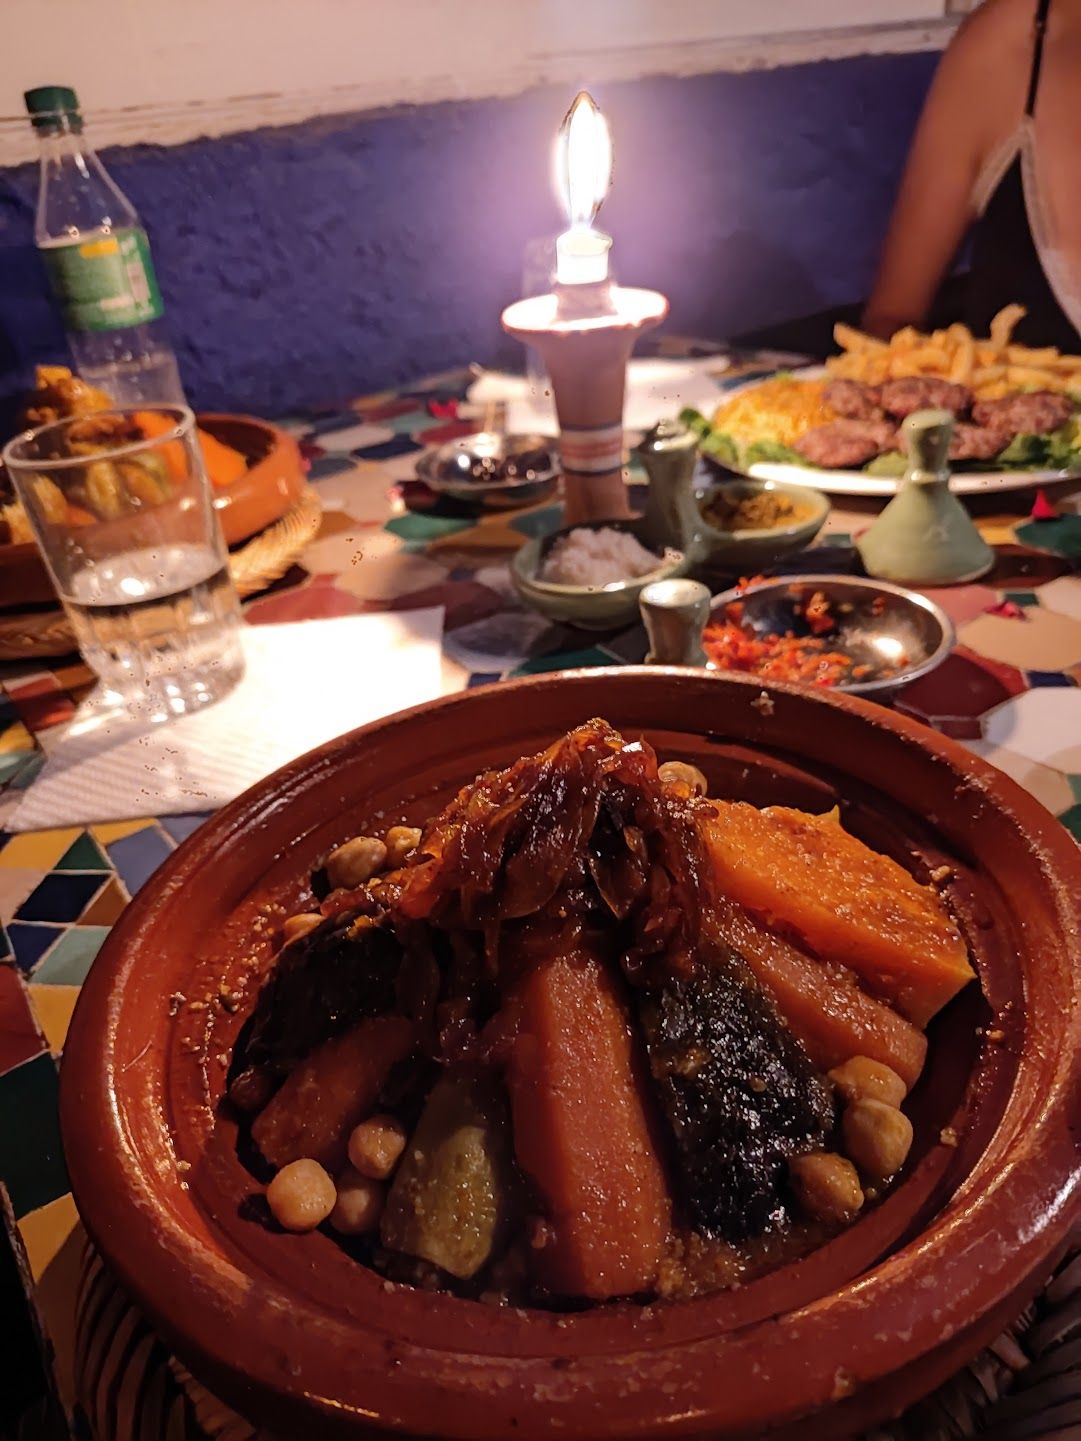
top-left (1, 362), bottom-right (1081, 1441)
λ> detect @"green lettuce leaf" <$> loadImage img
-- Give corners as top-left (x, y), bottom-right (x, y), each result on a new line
top-left (995, 432), bottom-right (1050, 469)
top-left (863, 451), bottom-right (907, 478)
top-left (678, 407), bottom-right (712, 439)
top-left (701, 429), bottom-right (738, 467)
top-left (743, 439), bottom-right (810, 468)
top-left (1046, 418), bottom-right (1081, 471)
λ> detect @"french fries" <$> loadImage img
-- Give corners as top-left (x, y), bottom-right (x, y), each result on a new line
top-left (833, 322), bottom-right (886, 355)
top-left (990, 303), bottom-right (1026, 349)
top-left (826, 306), bottom-right (1081, 399)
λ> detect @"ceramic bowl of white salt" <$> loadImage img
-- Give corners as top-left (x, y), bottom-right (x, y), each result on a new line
top-left (511, 520), bottom-right (687, 630)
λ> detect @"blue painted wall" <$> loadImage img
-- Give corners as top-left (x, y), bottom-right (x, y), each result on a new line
top-left (0, 49), bottom-right (937, 419)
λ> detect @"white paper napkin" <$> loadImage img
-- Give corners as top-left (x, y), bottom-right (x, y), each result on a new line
top-left (9, 610), bottom-right (444, 831)
top-left (467, 357), bottom-right (729, 436)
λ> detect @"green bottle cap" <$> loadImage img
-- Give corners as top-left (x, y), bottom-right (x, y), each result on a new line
top-left (24, 86), bottom-right (81, 131)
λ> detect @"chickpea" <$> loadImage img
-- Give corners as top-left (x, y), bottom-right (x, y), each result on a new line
top-left (329, 1167), bottom-right (384, 1235)
top-left (348, 1114), bottom-right (408, 1180)
top-left (228, 1065), bottom-right (273, 1114)
top-left (828, 1056), bottom-right (906, 1109)
top-left (789, 1152), bottom-right (864, 1226)
top-left (658, 761), bottom-right (708, 796)
top-left (842, 1099), bottom-right (914, 1183)
top-left (280, 912), bottom-right (321, 947)
top-left (325, 836), bottom-right (387, 890)
top-left (384, 825), bottom-right (422, 869)
top-left (266, 1159), bottom-right (336, 1232)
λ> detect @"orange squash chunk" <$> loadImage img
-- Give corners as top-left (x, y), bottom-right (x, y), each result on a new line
top-left (252, 1015), bottom-right (414, 1171)
top-left (508, 946), bottom-right (671, 1300)
top-left (712, 899), bottom-right (927, 1090)
top-left (701, 803), bottom-right (973, 1027)
top-left (134, 410), bottom-right (248, 488)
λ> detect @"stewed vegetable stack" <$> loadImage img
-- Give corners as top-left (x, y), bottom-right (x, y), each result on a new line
top-left (228, 720), bottom-right (973, 1305)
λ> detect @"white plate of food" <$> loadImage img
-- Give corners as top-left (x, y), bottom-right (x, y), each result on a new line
top-left (684, 306), bottom-right (1081, 497)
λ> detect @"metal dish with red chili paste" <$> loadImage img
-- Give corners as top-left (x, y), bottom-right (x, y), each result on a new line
top-left (703, 579), bottom-right (905, 688)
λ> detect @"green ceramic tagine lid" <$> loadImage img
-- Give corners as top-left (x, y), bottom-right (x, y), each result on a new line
top-left (857, 408), bottom-right (994, 586)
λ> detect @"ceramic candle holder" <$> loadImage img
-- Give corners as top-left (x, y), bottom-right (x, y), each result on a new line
top-left (501, 284), bottom-right (668, 526)
top-left (857, 410), bottom-right (995, 586)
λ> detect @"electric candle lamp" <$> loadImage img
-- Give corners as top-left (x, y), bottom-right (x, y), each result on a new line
top-left (553, 92), bottom-right (614, 296)
top-left (501, 91), bottom-right (668, 524)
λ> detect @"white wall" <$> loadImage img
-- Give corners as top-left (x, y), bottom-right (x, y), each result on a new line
top-left (0, 0), bottom-right (958, 164)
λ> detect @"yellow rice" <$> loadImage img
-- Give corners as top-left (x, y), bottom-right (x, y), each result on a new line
top-left (711, 377), bottom-right (837, 448)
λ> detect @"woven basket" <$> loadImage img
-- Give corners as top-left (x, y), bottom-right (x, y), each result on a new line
top-left (68, 1238), bottom-right (1081, 1441)
top-left (0, 487), bottom-right (321, 662)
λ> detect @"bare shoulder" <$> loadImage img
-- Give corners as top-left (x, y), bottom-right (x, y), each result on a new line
top-left (945, 0), bottom-right (1035, 71)
top-left (928, 0), bottom-right (1035, 139)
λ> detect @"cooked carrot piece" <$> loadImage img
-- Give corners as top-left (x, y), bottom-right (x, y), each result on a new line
top-left (507, 946), bottom-right (671, 1301)
top-left (252, 1016), bottom-right (414, 1172)
top-left (132, 409), bottom-right (187, 483)
top-left (196, 427), bottom-right (248, 488)
top-left (701, 803), bottom-right (973, 1027)
top-left (134, 409), bottom-right (247, 488)
top-left (713, 899), bottom-right (927, 1091)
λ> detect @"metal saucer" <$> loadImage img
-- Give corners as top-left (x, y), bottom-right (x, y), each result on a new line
top-left (709, 574), bottom-right (955, 698)
top-left (415, 431), bottom-right (559, 509)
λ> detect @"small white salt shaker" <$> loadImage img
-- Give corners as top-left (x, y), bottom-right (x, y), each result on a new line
top-left (640, 578), bottom-right (711, 666)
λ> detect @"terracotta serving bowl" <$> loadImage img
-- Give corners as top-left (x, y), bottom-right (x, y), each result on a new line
top-left (0, 414), bottom-right (303, 609)
top-left (60, 669), bottom-right (1081, 1440)
top-left (202, 413), bottom-right (305, 545)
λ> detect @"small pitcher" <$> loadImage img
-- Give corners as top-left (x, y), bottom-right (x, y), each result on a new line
top-left (636, 419), bottom-right (705, 565)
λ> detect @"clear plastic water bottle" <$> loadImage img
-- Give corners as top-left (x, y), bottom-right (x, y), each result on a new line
top-left (24, 85), bottom-right (185, 406)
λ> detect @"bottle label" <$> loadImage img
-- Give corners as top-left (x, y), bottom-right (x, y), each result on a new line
top-left (41, 227), bottom-right (164, 332)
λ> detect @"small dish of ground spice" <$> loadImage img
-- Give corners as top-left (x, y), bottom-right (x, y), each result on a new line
top-left (701, 486), bottom-right (816, 533)
top-left (693, 480), bottom-right (830, 570)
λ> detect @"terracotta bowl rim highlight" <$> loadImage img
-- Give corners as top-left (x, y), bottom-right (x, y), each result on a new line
top-left (60, 668), bottom-right (1081, 1439)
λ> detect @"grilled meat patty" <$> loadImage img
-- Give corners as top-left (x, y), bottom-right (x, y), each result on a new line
top-left (879, 378), bottom-right (973, 419)
top-left (823, 378), bottom-right (883, 421)
top-left (972, 390), bottom-right (1074, 435)
top-left (949, 422), bottom-right (1014, 462)
top-left (793, 419), bottom-right (897, 468)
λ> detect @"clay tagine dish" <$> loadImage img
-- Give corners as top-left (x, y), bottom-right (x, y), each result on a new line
top-left (61, 668), bottom-right (1081, 1439)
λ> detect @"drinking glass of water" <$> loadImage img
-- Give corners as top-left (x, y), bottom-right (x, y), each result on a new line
top-left (521, 236), bottom-right (557, 401)
top-left (3, 405), bottom-right (244, 720)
